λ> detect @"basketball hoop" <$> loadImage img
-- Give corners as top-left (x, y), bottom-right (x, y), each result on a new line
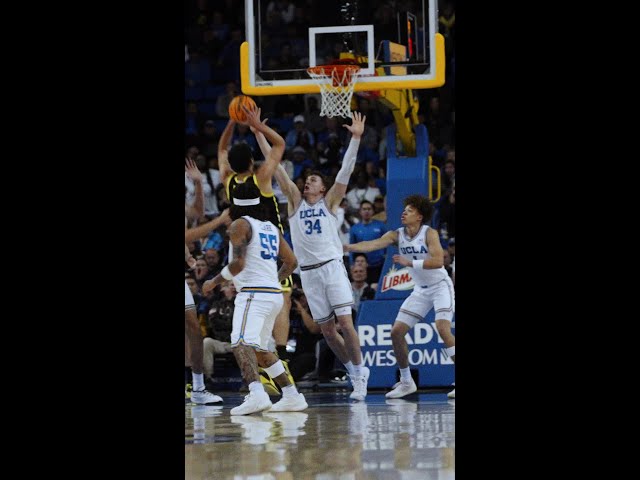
top-left (307, 64), bottom-right (361, 118)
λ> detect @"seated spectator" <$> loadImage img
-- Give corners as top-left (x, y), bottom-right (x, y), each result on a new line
top-left (199, 121), bottom-right (219, 158)
top-left (316, 116), bottom-right (347, 147)
top-left (349, 200), bottom-right (387, 282)
top-left (442, 159), bottom-right (455, 193)
top-left (355, 126), bottom-right (380, 166)
top-left (351, 253), bottom-right (378, 286)
top-left (365, 161), bottom-right (386, 194)
top-left (231, 123), bottom-right (258, 151)
top-left (186, 103), bottom-right (204, 137)
top-left (185, 154), bottom-right (219, 216)
top-left (203, 282), bottom-right (236, 386)
top-left (447, 237), bottom-right (455, 263)
top-left (345, 172), bottom-right (381, 214)
top-left (215, 183), bottom-right (231, 211)
top-left (294, 176), bottom-right (305, 194)
top-left (187, 240), bottom-right (202, 259)
top-left (280, 150), bottom-right (295, 179)
top-left (215, 82), bottom-right (239, 119)
top-left (336, 197), bottom-right (356, 261)
top-left (185, 273), bottom-right (203, 313)
top-left (371, 195), bottom-right (386, 222)
top-left (285, 115), bottom-right (315, 149)
top-left (350, 264), bottom-right (376, 316)
top-left (287, 289), bottom-right (323, 381)
top-left (304, 96), bottom-right (324, 134)
top-left (194, 258), bottom-right (215, 288)
top-left (357, 97), bottom-right (383, 128)
top-left (291, 146), bottom-right (314, 179)
top-left (203, 248), bottom-right (223, 276)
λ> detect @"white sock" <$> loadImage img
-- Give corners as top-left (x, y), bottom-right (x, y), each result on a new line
top-left (249, 381), bottom-right (265, 394)
top-left (282, 384), bottom-right (298, 398)
top-left (193, 373), bottom-right (204, 391)
top-left (400, 367), bottom-right (412, 382)
top-left (344, 361), bottom-right (355, 376)
top-left (352, 362), bottom-right (363, 377)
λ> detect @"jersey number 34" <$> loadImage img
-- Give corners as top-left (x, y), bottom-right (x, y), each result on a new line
top-left (304, 219), bottom-right (322, 234)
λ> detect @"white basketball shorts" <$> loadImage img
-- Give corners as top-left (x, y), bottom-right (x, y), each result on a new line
top-left (300, 258), bottom-right (354, 323)
top-left (396, 276), bottom-right (455, 327)
top-left (231, 290), bottom-right (284, 351)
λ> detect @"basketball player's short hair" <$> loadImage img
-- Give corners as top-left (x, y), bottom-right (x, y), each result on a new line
top-left (305, 170), bottom-right (332, 192)
top-left (403, 194), bottom-right (433, 224)
top-left (228, 143), bottom-right (253, 173)
top-left (359, 200), bottom-right (374, 210)
top-left (230, 182), bottom-right (268, 221)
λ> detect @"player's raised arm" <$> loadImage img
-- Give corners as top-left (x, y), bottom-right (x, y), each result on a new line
top-left (250, 118), bottom-right (272, 159)
top-left (274, 164), bottom-right (302, 217)
top-left (185, 158), bottom-right (204, 220)
top-left (184, 209), bottom-right (231, 243)
top-left (325, 111), bottom-right (366, 211)
top-left (243, 105), bottom-right (285, 195)
top-left (218, 119), bottom-right (237, 188)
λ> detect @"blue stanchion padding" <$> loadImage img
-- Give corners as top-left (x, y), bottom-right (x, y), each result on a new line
top-left (356, 300), bottom-right (454, 388)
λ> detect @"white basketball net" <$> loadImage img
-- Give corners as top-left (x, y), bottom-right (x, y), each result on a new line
top-left (307, 65), bottom-right (360, 118)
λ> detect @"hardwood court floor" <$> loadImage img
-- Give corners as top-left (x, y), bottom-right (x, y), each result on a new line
top-left (186, 391), bottom-right (455, 479)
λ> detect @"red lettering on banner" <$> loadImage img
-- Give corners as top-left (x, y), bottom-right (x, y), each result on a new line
top-left (381, 268), bottom-right (415, 292)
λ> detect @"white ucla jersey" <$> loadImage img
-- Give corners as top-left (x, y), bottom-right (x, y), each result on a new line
top-left (228, 216), bottom-right (281, 291)
top-left (290, 198), bottom-right (343, 266)
top-left (397, 224), bottom-right (448, 287)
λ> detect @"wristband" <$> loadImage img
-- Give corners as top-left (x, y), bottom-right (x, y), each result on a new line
top-left (220, 266), bottom-right (234, 280)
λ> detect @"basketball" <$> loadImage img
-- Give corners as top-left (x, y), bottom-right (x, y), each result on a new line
top-left (228, 95), bottom-right (257, 123)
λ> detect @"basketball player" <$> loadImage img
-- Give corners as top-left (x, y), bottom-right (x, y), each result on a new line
top-left (218, 105), bottom-right (296, 386)
top-left (272, 111), bottom-right (370, 400)
top-left (344, 194), bottom-right (456, 399)
top-left (202, 182), bottom-right (307, 415)
top-left (185, 158), bottom-right (223, 404)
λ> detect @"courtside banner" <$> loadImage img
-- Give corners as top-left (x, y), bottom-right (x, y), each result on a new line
top-left (356, 300), bottom-right (455, 387)
top-left (374, 250), bottom-right (414, 300)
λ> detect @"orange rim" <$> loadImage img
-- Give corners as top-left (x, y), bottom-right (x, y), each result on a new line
top-left (307, 64), bottom-right (361, 87)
